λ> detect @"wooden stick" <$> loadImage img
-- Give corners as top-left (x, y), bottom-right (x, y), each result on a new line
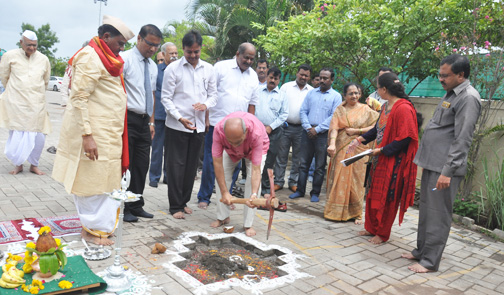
top-left (222, 196), bottom-right (279, 208)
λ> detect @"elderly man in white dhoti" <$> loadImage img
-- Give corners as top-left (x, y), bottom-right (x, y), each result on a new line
top-left (52, 15), bottom-right (135, 246)
top-left (0, 30), bottom-right (51, 175)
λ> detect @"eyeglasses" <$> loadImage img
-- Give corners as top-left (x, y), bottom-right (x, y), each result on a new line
top-left (142, 37), bottom-right (161, 49)
top-left (438, 73), bottom-right (453, 79)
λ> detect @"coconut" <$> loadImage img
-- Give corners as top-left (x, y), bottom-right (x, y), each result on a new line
top-left (35, 232), bottom-right (58, 252)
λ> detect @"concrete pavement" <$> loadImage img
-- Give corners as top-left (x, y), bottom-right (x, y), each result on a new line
top-left (1, 90), bottom-right (504, 294)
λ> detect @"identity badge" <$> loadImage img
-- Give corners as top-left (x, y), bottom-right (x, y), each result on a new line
top-left (441, 101), bottom-right (451, 109)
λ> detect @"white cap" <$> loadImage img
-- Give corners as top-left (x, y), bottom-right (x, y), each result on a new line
top-left (102, 15), bottom-right (134, 41)
top-left (22, 30), bottom-right (38, 41)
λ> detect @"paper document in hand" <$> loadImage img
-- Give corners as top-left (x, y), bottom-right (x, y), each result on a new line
top-left (341, 149), bottom-right (373, 167)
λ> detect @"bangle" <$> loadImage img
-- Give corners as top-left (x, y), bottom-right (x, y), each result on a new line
top-left (330, 137), bottom-right (336, 139)
top-left (359, 128), bottom-right (362, 135)
top-left (82, 133), bottom-right (92, 137)
top-left (251, 193), bottom-right (257, 197)
top-left (148, 122), bottom-right (155, 126)
top-left (356, 137), bottom-right (362, 144)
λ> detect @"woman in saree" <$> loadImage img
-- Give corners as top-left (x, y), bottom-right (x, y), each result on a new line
top-left (348, 72), bottom-right (419, 244)
top-left (325, 83), bottom-right (379, 224)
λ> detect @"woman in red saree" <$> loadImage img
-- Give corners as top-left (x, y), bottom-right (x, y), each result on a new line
top-left (348, 72), bottom-right (419, 244)
top-left (325, 83), bottom-right (378, 224)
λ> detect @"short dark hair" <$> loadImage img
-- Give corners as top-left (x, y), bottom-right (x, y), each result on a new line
top-left (98, 24), bottom-right (121, 38)
top-left (441, 54), bottom-right (470, 78)
top-left (139, 24), bottom-right (163, 39)
top-left (257, 59), bottom-right (269, 68)
top-left (182, 30), bottom-right (203, 48)
top-left (378, 67), bottom-right (393, 74)
top-left (267, 67), bottom-right (281, 77)
top-left (313, 73), bottom-right (320, 79)
top-left (320, 67), bottom-right (335, 79)
top-left (298, 64), bottom-right (312, 74)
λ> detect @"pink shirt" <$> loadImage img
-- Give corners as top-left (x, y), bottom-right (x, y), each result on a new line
top-left (212, 112), bottom-right (270, 165)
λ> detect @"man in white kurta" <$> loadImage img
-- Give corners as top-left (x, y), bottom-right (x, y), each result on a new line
top-left (52, 15), bottom-right (134, 245)
top-left (0, 30), bottom-right (51, 175)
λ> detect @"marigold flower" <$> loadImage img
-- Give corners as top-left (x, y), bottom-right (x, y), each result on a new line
top-left (29, 286), bottom-right (39, 294)
top-left (55, 238), bottom-right (61, 247)
top-left (26, 242), bottom-right (36, 249)
top-left (32, 280), bottom-right (43, 287)
top-left (23, 263), bottom-right (33, 274)
top-left (38, 226), bottom-right (51, 235)
top-left (58, 280), bottom-right (73, 289)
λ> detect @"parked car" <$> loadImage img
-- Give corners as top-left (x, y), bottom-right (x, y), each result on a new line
top-left (47, 76), bottom-right (63, 91)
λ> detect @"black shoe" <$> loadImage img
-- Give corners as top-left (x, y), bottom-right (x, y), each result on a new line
top-left (123, 211), bottom-right (138, 222)
top-left (131, 209), bottom-right (154, 218)
top-left (149, 181), bottom-right (158, 188)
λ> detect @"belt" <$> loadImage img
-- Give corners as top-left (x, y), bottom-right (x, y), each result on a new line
top-left (287, 123), bottom-right (301, 126)
top-left (127, 110), bottom-right (150, 119)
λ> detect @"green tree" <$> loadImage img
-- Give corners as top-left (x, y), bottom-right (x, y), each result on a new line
top-left (255, 0), bottom-right (479, 93)
top-left (187, 0), bottom-right (311, 60)
top-left (19, 23), bottom-right (59, 59)
top-left (163, 20), bottom-right (216, 63)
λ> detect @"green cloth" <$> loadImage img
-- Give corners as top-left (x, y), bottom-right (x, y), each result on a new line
top-left (0, 255), bottom-right (107, 294)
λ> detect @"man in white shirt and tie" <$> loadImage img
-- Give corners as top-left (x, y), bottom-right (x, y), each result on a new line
top-left (121, 24), bottom-right (161, 222)
top-left (196, 43), bottom-right (259, 210)
top-left (161, 30), bottom-right (217, 219)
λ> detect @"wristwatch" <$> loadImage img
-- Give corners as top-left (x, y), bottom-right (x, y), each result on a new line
top-left (148, 122), bottom-right (155, 126)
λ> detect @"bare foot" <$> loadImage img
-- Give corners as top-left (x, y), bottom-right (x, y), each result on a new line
top-left (401, 253), bottom-right (417, 260)
top-left (408, 263), bottom-right (434, 273)
top-left (29, 165), bottom-right (45, 175)
top-left (184, 207), bottom-right (193, 214)
top-left (9, 165), bottom-right (23, 175)
top-left (173, 211), bottom-right (185, 219)
top-left (358, 230), bottom-right (373, 236)
top-left (354, 218), bottom-right (364, 225)
top-left (368, 235), bottom-right (384, 245)
top-left (198, 202), bottom-right (208, 209)
top-left (82, 229), bottom-right (114, 246)
top-left (229, 204), bottom-right (236, 210)
top-left (210, 217), bottom-right (230, 228)
top-left (244, 227), bottom-right (256, 237)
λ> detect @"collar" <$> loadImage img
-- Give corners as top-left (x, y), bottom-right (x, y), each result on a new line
top-left (451, 79), bottom-right (471, 96)
top-left (231, 58), bottom-right (249, 74)
top-left (132, 46), bottom-right (149, 62)
top-left (262, 85), bottom-right (279, 93)
top-left (293, 81), bottom-right (309, 90)
top-left (181, 56), bottom-right (202, 69)
top-left (316, 87), bottom-right (333, 94)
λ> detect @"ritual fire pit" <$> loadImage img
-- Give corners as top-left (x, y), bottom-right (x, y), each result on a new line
top-left (163, 232), bottom-right (312, 294)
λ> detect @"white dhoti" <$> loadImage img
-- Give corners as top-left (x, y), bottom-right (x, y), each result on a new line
top-left (216, 152), bottom-right (267, 228)
top-left (5, 130), bottom-right (45, 166)
top-left (73, 194), bottom-right (120, 238)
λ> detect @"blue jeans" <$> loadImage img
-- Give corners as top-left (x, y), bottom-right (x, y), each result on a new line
top-left (274, 124), bottom-right (303, 187)
top-left (197, 126), bottom-right (240, 204)
top-left (297, 131), bottom-right (328, 196)
top-left (149, 119), bottom-right (166, 183)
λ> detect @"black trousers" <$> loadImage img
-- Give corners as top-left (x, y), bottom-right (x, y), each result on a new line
top-left (125, 111), bottom-right (152, 211)
top-left (261, 127), bottom-right (283, 190)
top-left (165, 127), bottom-right (204, 214)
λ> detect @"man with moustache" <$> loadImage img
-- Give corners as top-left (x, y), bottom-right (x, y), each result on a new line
top-left (405, 54), bottom-right (481, 273)
top-left (0, 30), bottom-right (51, 175)
top-left (197, 42), bottom-right (259, 210)
top-left (161, 30), bottom-right (217, 219)
top-left (149, 42), bottom-right (178, 188)
top-left (289, 68), bottom-right (342, 202)
top-left (254, 67), bottom-right (288, 198)
top-left (53, 15), bottom-right (135, 245)
top-left (273, 64), bottom-right (313, 192)
top-left (121, 24), bottom-right (162, 222)
top-left (256, 59), bottom-right (268, 87)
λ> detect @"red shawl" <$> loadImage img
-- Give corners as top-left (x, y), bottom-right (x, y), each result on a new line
top-left (69, 37), bottom-right (129, 173)
top-left (367, 99), bottom-right (418, 225)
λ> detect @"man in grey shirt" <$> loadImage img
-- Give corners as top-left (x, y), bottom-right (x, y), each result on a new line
top-left (404, 54), bottom-right (481, 273)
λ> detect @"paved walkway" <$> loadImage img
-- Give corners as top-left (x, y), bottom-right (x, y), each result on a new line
top-left (1, 91), bottom-right (503, 294)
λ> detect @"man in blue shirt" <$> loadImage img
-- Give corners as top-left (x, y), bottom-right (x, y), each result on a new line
top-left (289, 68), bottom-right (342, 202)
top-left (149, 42), bottom-right (178, 188)
top-left (255, 67), bottom-right (289, 197)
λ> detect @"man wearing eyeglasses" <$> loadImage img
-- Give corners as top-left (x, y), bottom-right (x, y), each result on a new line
top-left (0, 30), bottom-right (51, 175)
top-left (121, 24), bottom-right (162, 222)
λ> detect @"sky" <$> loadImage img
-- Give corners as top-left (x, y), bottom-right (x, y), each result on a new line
top-left (0, 0), bottom-right (191, 58)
